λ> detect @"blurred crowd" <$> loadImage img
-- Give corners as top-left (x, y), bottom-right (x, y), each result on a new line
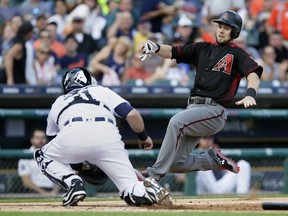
top-left (0, 0), bottom-right (288, 87)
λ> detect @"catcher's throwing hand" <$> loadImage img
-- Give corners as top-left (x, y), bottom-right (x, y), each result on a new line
top-left (138, 136), bottom-right (153, 150)
top-left (235, 96), bottom-right (256, 108)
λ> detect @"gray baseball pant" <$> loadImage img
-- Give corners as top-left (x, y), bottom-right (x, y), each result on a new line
top-left (147, 103), bottom-right (228, 180)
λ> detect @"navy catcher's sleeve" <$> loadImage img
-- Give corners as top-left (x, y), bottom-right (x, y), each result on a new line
top-left (114, 102), bottom-right (134, 118)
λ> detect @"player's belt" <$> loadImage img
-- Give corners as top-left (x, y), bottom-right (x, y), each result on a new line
top-left (188, 96), bottom-right (217, 106)
top-left (64, 117), bottom-right (115, 127)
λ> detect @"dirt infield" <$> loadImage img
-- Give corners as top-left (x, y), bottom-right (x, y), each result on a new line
top-left (0, 197), bottom-right (287, 212)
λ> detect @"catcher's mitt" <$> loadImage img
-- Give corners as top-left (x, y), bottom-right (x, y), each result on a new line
top-left (70, 161), bottom-right (109, 186)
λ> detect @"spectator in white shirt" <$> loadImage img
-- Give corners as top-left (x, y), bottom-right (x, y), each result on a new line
top-left (196, 136), bottom-right (251, 195)
top-left (18, 129), bottom-right (60, 195)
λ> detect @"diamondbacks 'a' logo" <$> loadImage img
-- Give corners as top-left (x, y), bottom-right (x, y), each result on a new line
top-left (212, 54), bottom-right (234, 75)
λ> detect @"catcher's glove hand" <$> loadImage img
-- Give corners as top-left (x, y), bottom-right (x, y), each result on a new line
top-left (139, 40), bottom-right (160, 61)
top-left (70, 161), bottom-right (108, 186)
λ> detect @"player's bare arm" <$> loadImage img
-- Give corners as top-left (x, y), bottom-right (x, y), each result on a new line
top-left (125, 109), bottom-right (153, 150)
top-left (154, 44), bottom-right (172, 59)
top-left (235, 72), bottom-right (260, 108)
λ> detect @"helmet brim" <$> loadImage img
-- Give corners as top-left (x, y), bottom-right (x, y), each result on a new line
top-left (213, 19), bottom-right (237, 29)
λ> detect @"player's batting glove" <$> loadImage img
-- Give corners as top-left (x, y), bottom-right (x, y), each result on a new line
top-left (139, 53), bottom-right (149, 61)
top-left (139, 40), bottom-right (160, 61)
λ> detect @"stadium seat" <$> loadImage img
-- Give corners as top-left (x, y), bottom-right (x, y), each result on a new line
top-left (125, 79), bottom-right (145, 86)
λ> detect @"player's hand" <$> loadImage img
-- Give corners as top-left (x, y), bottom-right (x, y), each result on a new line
top-left (138, 136), bottom-right (153, 150)
top-left (235, 96), bottom-right (256, 108)
top-left (138, 40), bottom-right (159, 61)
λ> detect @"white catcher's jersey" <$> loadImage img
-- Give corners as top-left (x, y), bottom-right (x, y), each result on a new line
top-left (46, 85), bottom-right (129, 136)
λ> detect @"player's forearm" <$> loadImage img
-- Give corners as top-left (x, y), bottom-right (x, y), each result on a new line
top-left (235, 72), bottom-right (260, 108)
top-left (157, 44), bottom-right (173, 59)
top-left (126, 109), bottom-right (145, 133)
top-left (126, 109), bottom-right (149, 141)
top-left (246, 72), bottom-right (260, 92)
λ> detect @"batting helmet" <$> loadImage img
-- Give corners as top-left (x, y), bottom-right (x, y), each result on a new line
top-left (62, 67), bottom-right (97, 94)
top-left (213, 10), bottom-right (243, 39)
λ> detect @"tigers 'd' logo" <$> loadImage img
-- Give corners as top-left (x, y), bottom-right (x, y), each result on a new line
top-left (212, 54), bottom-right (234, 75)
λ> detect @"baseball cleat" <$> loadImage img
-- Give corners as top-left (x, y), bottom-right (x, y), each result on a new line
top-left (207, 146), bottom-right (240, 174)
top-left (62, 179), bottom-right (86, 206)
top-left (135, 169), bottom-right (150, 181)
top-left (144, 177), bottom-right (173, 206)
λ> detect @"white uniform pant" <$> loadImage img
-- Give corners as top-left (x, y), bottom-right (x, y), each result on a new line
top-left (42, 121), bottom-right (139, 195)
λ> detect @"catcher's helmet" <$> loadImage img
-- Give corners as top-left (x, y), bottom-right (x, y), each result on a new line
top-left (62, 67), bottom-right (97, 94)
top-left (213, 10), bottom-right (243, 39)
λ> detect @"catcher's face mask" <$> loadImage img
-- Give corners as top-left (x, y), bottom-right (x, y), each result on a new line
top-left (62, 67), bottom-right (97, 94)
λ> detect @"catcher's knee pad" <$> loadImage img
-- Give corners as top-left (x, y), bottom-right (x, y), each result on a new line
top-left (34, 148), bottom-right (50, 173)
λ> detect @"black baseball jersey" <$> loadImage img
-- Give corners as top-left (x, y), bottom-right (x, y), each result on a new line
top-left (171, 42), bottom-right (263, 106)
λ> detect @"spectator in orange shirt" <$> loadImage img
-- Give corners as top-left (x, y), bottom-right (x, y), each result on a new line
top-left (268, 1), bottom-right (288, 42)
top-left (34, 22), bottom-right (66, 58)
top-left (249, 0), bottom-right (265, 19)
top-left (122, 52), bottom-right (152, 85)
top-left (249, 0), bottom-right (275, 21)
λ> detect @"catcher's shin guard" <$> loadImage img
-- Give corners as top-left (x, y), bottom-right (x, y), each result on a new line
top-left (33, 148), bottom-right (80, 190)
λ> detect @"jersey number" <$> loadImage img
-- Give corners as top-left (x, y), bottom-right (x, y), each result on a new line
top-left (57, 88), bottom-right (109, 125)
top-left (65, 88), bottom-right (93, 102)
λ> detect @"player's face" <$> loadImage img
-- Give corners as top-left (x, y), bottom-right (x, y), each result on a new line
top-left (215, 23), bottom-right (232, 44)
top-left (31, 130), bottom-right (47, 148)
